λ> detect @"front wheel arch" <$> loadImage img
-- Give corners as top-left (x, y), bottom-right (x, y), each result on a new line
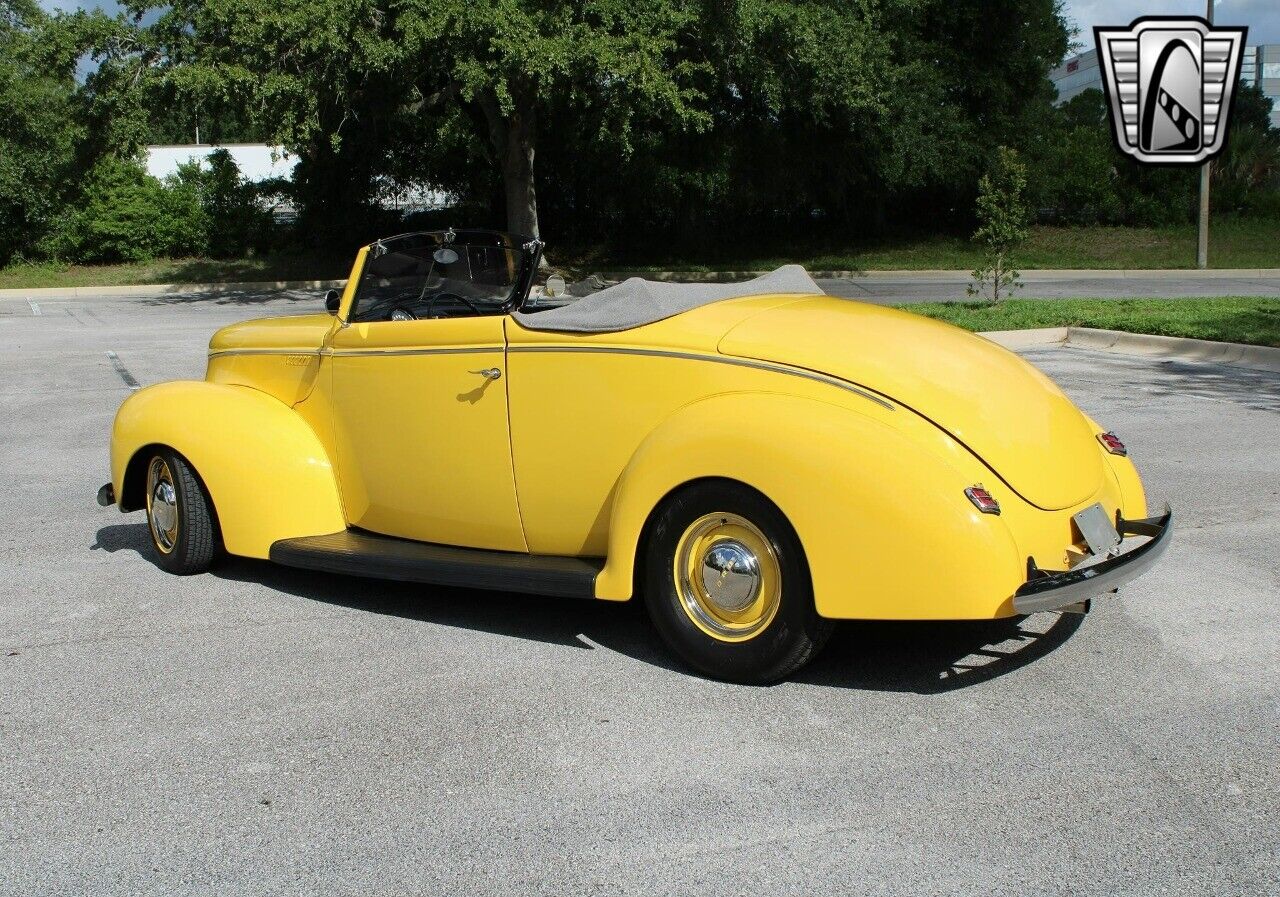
top-left (120, 442), bottom-right (164, 512)
top-left (123, 443), bottom-right (222, 534)
top-left (109, 381), bottom-right (347, 558)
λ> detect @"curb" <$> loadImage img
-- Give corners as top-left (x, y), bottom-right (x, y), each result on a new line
top-left (979, 326), bottom-right (1280, 373)
top-left (597, 268), bottom-right (1280, 282)
top-left (0, 279), bottom-right (346, 300)
top-left (4, 267), bottom-right (1280, 298)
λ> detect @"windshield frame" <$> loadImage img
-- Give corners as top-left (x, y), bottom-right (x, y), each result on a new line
top-left (348, 229), bottom-right (543, 323)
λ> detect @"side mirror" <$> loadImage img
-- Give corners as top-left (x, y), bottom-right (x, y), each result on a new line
top-left (325, 288), bottom-right (341, 314)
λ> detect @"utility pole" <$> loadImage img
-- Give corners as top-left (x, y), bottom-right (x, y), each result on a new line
top-left (1197, 0), bottom-right (1213, 269)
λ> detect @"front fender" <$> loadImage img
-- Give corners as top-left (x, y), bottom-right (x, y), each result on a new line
top-left (111, 381), bottom-right (345, 558)
top-left (595, 392), bottom-right (1025, 619)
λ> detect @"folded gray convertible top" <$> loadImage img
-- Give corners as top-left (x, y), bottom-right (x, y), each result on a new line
top-left (512, 264), bottom-right (823, 333)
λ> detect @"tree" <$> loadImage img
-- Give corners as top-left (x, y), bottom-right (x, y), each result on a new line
top-left (1233, 82), bottom-right (1276, 134)
top-left (0, 0), bottom-right (82, 263)
top-left (125, 0), bottom-right (712, 244)
top-left (1213, 125), bottom-right (1280, 216)
top-left (398, 1), bottom-right (712, 240)
top-left (58, 157), bottom-right (206, 262)
top-left (968, 146), bottom-right (1029, 304)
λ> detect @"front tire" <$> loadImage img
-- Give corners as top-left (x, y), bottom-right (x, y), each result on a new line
top-left (144, 448), bottom-right (218, 575)
top-left (643, 481), bottom-right (832, 684)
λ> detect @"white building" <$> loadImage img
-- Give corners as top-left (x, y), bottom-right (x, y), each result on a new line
top-left (1050, 44), bottom-right (1280, 130)
top-left (144, 143), bottom-right (298, 182)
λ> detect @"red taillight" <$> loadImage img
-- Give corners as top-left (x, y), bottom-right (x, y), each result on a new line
top-left (965, 485), bottom-right (1001, 515)
top-left (1097, 432), bottom-right (1127, 456)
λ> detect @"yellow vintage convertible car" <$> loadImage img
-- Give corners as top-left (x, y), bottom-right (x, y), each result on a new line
top-left (98, 229), bottom-right (1172, 682)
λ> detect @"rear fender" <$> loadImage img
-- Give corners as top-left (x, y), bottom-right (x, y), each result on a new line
top-left (1080, 412), bottom-right (1148, 520)
top-left (595, 392), bottom-right (1024, 619)
top-left (111, 381), bottom-right (345, 558)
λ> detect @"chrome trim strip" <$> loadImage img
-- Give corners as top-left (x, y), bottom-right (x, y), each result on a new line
top-left (506, 345), bottom-right (894, 410)
top-left (207, 348), bottom-right (322, 359)
top-left (209, 346), bottom-right (505, 359)
top-left (209, 343), bottom-right (895, 409)
top-left (327, 346), bottom-right (505, 358)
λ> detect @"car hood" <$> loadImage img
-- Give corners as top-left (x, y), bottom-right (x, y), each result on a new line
top-left (209, 314), bottom-right (335, 354)
top-left (717, 297), bottom-right (1102, 510)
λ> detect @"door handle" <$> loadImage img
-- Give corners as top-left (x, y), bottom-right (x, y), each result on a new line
top-left (470, 367), bottom-right (502, 381)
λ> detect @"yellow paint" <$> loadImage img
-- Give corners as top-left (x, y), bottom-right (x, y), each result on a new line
top-left (208, 312), bottom-right (335, 356)
top-left (206, 310), bottom-right (337, 406)
top-left (718, 297), bottom-right (1103, 510)
top-left (107, 243), bottom-right (1157, 621)
top-left (326, 316), bottom-right (527, 551)
top-left (110, 381), bottom-right (345, 558)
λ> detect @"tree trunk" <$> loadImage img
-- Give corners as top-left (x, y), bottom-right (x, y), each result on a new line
top-left (479, 91), bottom-right (540, 240)
top-left (502, 108), bottom-right (539, 240)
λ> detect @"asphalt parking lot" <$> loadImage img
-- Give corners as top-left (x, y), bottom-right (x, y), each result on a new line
top-left (2, 290), bottom-right (1278, 896)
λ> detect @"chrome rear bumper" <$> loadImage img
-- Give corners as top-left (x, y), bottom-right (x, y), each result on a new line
top-left (1012, 505), bottom-right (1173, 615)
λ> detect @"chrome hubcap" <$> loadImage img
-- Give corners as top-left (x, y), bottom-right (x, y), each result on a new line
top-left (699, 540), bottom-right (761, 612)
top-left (674, 512), bottom-right (782, 642)
top-left (146, 457), bottom-right (179, 553)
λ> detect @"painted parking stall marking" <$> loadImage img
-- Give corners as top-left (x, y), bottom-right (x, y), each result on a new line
top-left (105, 350), bottom-right (140, 390)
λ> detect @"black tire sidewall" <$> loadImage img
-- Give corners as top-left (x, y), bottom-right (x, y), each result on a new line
top-left (148, 448), bottom-right (217, 575)
top-left (643, 481), bottom-right (829, 684)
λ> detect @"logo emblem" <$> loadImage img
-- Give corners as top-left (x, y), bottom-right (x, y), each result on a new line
top-left (1095, 17), bottom-right (1247, 165)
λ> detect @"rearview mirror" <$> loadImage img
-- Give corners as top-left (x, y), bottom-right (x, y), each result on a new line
top-left (325, 289), bottom-right (341, 314)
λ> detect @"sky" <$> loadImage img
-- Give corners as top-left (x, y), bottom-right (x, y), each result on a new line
top-left (36, 1), bottom-right (1280, 53)
top-left (1061, 0), bottom-right (1280, 48)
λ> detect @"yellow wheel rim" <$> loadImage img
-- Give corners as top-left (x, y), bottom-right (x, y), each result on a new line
top-left (146, 457), bottom-right (179, 554)
top-left (673, 512), bottom-right (781, 642)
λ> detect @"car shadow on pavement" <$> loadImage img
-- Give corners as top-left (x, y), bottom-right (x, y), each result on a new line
top-left (93, 522), bottom-right (1082, 693)
top-left (141, 288), bottom-right (327, 307)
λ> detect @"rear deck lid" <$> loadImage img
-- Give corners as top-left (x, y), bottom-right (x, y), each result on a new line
top-left (718, 297), bottom-right (1103, 510)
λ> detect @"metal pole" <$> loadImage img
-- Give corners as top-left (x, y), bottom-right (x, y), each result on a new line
top-left (1197, 0), bottom-right (1213, 269)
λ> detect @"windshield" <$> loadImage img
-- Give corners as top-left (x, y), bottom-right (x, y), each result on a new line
top-left (350, 231), bottom-right (535, 322)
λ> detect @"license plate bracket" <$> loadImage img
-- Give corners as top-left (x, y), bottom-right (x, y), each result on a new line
top-left (1073, 502), bottom-right (1122, 557)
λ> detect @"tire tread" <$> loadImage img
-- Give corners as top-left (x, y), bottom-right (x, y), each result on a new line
top-left (150, 449), bottom-right (218, 575)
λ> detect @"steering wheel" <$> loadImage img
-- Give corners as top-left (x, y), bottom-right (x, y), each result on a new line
top-left (422, 291), bottom-right (482, 319)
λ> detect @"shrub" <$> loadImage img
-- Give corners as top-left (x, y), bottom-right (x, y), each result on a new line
top-left (57, 157), bottom-right (206, 262)
top-left (172, 149), bottom-right (271, 257)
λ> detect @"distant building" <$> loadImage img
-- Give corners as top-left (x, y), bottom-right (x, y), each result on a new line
top-left (143, 143), bottom-right (455, 219)
top-left (1050, 44), bottom-right (1280, 129)
top-left (1241, 44), bottom-right (1280, 128)
top-left (144, 143), bottom-right (298, 182)
top-left (1048, 49), bottom-right (1103, 104)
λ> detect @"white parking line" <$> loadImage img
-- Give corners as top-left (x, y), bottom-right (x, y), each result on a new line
top-left (28, 300), bottom-right (41, 316)
top-left (105, 350), bottom-right (140, 390)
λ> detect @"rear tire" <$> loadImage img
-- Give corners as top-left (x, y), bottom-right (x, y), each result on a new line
top-left (643, 481), bottom-right (832, 684)
top-left (144, 448), bottom-right (218, 575)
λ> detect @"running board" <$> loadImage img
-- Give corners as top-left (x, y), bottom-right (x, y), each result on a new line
top-left (269, 530), bottom-right (602, 598)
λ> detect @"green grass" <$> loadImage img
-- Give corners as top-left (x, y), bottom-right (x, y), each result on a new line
top-left (0, 253), bottom-right (350, 291)
top-left (908, 297), bottom-right (1280, 348)
top-left (593, 220), bottom-right (1280, 272)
